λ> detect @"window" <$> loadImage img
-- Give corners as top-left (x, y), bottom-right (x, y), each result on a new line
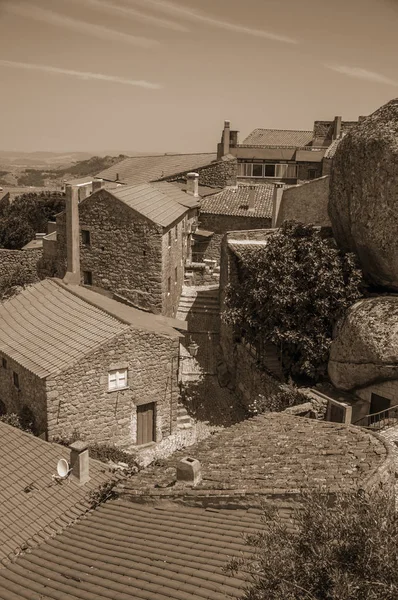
top-left (175, 266), bottom-right (178, 284)
top-left (252, 164), bottom-right (263, 177)
top-left (174, 225), bottom-right (178, 241)
top-left (264, 164), bottom-right (276, 177)
top-left (83, 271), bottom-right (92, 285)
top-left (308, 169), bottom-right (317, 180)
top-left (167, 276), bottom-right (171, 294)
top-left (108, 368), bottom-right (128, 391)
top-left (168, 230), bottom-right (172, 247)
top-left (13, 372), bottom-right (19, 389)
top-left (81, 229), bottom-right (91, 245)
top-left (1, 357), bottom-right (7, 369)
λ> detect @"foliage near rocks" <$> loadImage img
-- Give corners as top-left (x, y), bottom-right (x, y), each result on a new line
top-left (223, 221), bottom-right (363, 381)
top-left (0, 410), bottom-right (34, 434)
top-left (226, 489), bottom-right (398, 600)
top-left (246, 385), bottom-right (309, 416)
top-left (0, 265), bottom-right (38, 301)
top-left (0, 191), bottom-right (65, 249)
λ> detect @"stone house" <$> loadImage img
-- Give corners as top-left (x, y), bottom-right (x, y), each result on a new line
top-left (45, 177), bottom-right (201, 318)
top-left (192, 184), bottom-right (274, 266)
top-left (218, 116), bottom-right (362, 184)
top-left (0, 278), bottom-right (182, 446)
top-left (0, 412), bottom-right (393, 598)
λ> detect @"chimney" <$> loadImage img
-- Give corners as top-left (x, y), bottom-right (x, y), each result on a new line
top-left (176, 456), bottom-right (201, 485)
top-left (35, 233), bottom-right (46, 240)
top-left (69, 441), bottom-right (90, 484)
top-left (92, 178), bottom-right (104, 192)
top-left (248, 185), bottom-right (256, 212)
top-left (223, 120), bottom-right (231, 156)
top-left (272, 183), bottom-right (285, 228)
top-left (63, 184), bottom-right (81, 285)
top-left (333, 116), bottom-right (342, 140)
top-left (186, 172), bottom-right (199, 197)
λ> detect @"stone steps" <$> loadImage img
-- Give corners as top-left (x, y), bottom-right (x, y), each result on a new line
top-left (176, 404), bottom-right (194, 429)
top-left (176, 286), bottom-right (220, 321)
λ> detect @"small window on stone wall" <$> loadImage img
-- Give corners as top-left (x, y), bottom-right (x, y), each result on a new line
top-left (175, 266), bottom-right (178, 284)
top-left (168, 230), bottom-right (172, 247)
top-left (167, 276), bottom-right (171, 295)
top-left (13, 372), bottom-right (19, 389)
top-left (83, 271), bottom-right (93, 286)
top-left (81, 229), bottom-right (91, 245)
top-left (308, 169), bottom-right (317, 180)
top-left (1, 357), bottom-right (7, 369)
top-left (108, 368), bottom-right (128, 391)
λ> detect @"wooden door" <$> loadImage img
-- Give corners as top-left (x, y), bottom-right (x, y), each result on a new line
top-left (137, 403), bottom-right (155, 445)
top-left (370, 393), bottom-right (390, 417)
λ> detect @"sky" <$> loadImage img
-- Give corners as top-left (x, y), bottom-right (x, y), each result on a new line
top-left (0, 0), bottom-right (398, 153)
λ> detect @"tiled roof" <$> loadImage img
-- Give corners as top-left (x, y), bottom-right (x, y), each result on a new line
top-left (97, 153), bottom-right (218, 185)
top-left (0, 421), bottom-right (109, 566)
top-left (119, 413), bottom-right (388, 501)
top-left (0, 279), bottom-right (142, 378)
top-left (200, 184), bottom-right (274, 219)
top-left (0, 498), bottom-right (273, 599)
top-left (104, 182), bottom-right (193, 227)
top-left (242, 129), bottom-right (314, 147)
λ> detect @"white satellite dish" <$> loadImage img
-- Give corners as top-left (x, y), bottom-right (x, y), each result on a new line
top-left (56, 458), bottom-right (70, 479)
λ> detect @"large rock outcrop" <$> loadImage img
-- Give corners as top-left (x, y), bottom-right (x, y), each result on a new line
top-left (329, 99), bottom-right (398, 291)
top-left (328, 297), bottom-right (398, 390)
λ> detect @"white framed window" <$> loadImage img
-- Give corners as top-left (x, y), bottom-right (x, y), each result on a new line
top-left (238, 161), bottom-right (298, 179)
top-left (108, 368), bottom-right (128, 391)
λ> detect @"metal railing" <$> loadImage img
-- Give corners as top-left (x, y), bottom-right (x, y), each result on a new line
top-left (353, 405), bottom-right (398, 430)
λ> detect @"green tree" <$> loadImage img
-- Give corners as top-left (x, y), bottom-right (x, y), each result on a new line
top-left (0, 191), bottom-right (65, 249)
top-left (222, 221), bottom-right (363, 381)
top-left (226, 489), bottom-right (398, 600)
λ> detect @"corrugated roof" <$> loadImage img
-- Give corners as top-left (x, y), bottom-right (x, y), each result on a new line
top-left (200, 184), bottom-right (274, 219)
top-left (104, 182), bottom-right (193, 227)
top-left (242, 129), bottom-right (314, 147)
top-left (0, 498), bottom-right (267, 598)
top-left (97, 153), bottom-right (218, 185)
top-left (0, 280), bottom-right (129, 378)
top-left (0, 421), bottom-right (110, 566)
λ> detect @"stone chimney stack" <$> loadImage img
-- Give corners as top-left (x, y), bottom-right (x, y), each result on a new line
top-left (223, 120), bottom-right (231, 156)
top-left (272, 182), bottom-right (285, 228)
top-left (63, 184), bottom-right (81, 285)
top-left (186, 172), bottom-right (199, 197)
top-left (69, 441), bottom-right (90, 484)
top-left (176, 457), bottom-right (201, 486)
top-left (92, 178), bottom-right (104, 192)
top-left (333, 116), bottom-right (342, 140)
top-left (248, 185), bottom-right (256, 212)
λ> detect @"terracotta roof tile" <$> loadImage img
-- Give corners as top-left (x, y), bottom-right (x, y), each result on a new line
top-left (0, 422), bottom-right (110, 566)
top-left (97, 153), bottom-right (218, 185)
top-left (200, 184), bottom-right (274, 219)
top-left (0, 499), bottom-right (264, 599)
top-left (104, 182), bottom-right (193, 227)
top-left (242, 129), bottom-right (314, 147)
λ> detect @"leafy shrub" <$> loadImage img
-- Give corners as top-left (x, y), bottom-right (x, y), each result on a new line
top-left (0, 266), bottom-right (38, 301)
top-left (226, 489), bottom-right (398, 600)
top-left (223, 221), bottom-right (363, 381)
top-left (0, 411), bottom-right (33, 433)
top-left (246, 385), bottom-right (309, 416)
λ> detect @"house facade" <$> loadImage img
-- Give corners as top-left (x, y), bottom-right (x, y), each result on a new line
top-left (0, 279), bottom-right (181, 446)
top-left (217, 116), bottom-right (362, 184)
top-left (45, 179), bottom-right (200, 318)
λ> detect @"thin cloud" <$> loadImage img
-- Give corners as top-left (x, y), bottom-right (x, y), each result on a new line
top-left (128, 0), bottom-right (298, 44)
top-left (326, 64), bottom-right (398, 87)
top-left (0, 60), bottom-right (161, 89)
top-left (4, 2), bottom-right (159, 48)
top-left (78, 0), bottom-right (189, 32)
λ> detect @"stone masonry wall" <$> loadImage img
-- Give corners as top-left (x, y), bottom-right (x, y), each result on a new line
top-left (55, 191), bottom-right (164, 313)
top-left (161, 209), bottom-right (196, 317)
top-left (47, 327), bottom-right (180, 447)
top-left (297, 162), bottom-right (323, 181)
top-left (166, 158), bottom-right (237, 189)
top-left (0, 249), bottom-right (41, 282)
top-left (193, 213), bottom-right (271, 264)
top-left (0, 354), bottom-right (47, 435)
top-left (277, 176), bottom-right (331, 227)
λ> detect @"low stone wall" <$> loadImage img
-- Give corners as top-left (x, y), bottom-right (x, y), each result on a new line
top-left (0, 248), bottom-right (42, 282)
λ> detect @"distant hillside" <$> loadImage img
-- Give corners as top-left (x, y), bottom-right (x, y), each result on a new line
top-left (0, 150), bottom-right (148, 169)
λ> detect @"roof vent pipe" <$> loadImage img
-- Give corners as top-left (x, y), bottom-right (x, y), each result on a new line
top-left (176, 457), bottom-right (201, 485)
top-left (186, 172), bottom-right (199, 198)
